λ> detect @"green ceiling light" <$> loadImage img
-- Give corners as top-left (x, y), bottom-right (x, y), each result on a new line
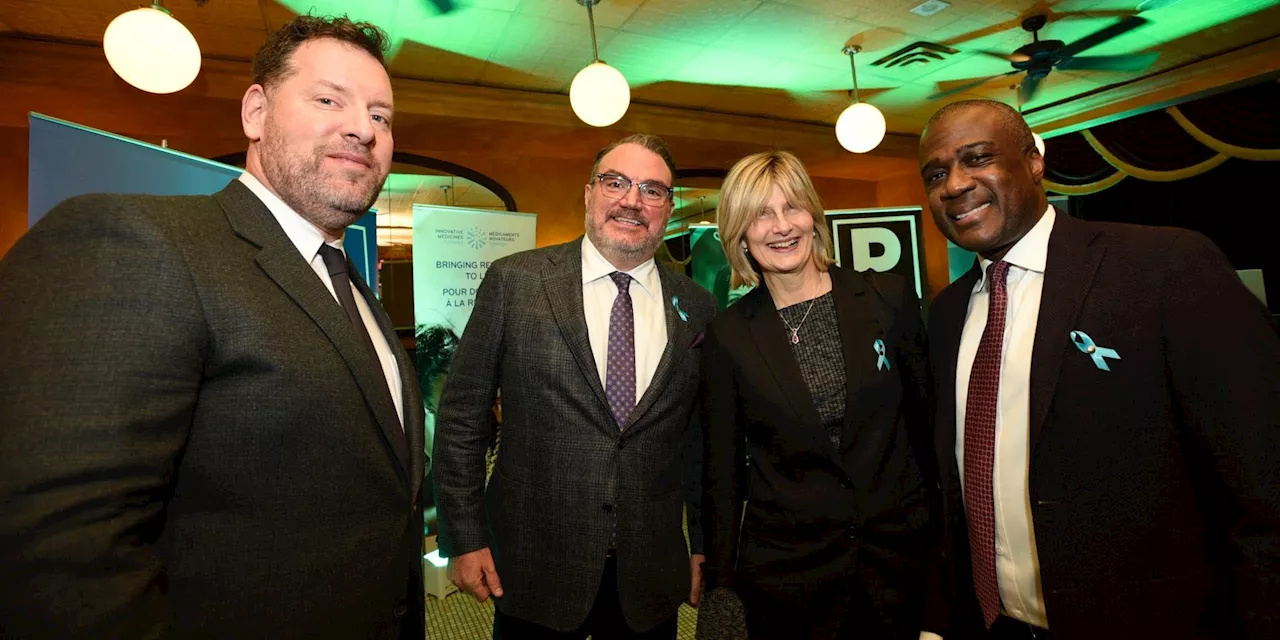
top-left (569, 0), bottom-right (630, 127)
top-left (103, 0), bottom-right (201, 94)
top-left (835, 45), bottom-right (885, 154)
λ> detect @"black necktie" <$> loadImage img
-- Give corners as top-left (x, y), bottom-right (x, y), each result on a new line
top-left (318, 245), bottom-right (403, 442)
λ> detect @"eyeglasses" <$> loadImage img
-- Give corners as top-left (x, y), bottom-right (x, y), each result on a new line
top-left (593, 173), bottom-right (673, 205)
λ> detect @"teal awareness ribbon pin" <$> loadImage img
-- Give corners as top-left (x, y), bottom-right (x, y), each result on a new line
top-left (671, 296), bottom-right (688, 322)
top-left (874, 338), bottom-right (890, 371)
top-left (1070, 330), bottom-right (1120, 371)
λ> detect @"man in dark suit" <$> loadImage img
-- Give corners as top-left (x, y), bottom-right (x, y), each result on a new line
top-left (917, 99), bottom-right (1280, 640)
top-left (0, 17), bottom-right (425, 639)
top-left (433, 134), bottom-right (715, 639)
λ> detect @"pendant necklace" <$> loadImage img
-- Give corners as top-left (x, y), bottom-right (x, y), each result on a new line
top-left (780, 275), bottom-right (822, 345)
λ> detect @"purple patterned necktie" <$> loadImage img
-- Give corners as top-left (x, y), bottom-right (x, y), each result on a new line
top-left (964, 259), bottom-right (1011, 628)
top-left (606, 271), bottom-right (636, 429)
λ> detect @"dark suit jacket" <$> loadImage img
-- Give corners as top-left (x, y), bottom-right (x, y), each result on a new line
top-left (0, 181), bottom-right (426, 639)
top-left (926, 212), bottom-right (1280, 639)
top-left (433, 238), bottom-right (715, 633)
top-left (700, 266), bottom-right (932, 629)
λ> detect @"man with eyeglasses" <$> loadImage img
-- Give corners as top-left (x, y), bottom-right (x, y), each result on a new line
top-left (433, 134), bottom-right (717, 639)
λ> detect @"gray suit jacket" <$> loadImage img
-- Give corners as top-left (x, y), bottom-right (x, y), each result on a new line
top-left (0, 181), bottom-right (426, 639)
top-left (433, 238), bottom-right (715, 633)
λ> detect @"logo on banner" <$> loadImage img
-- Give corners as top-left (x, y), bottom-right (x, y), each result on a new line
top-left (467, 226), bottom-right (487, 249)
top-left (434, 226), bottom-right (464, 245)
top-left (827, 210), bottom-right (925, 299)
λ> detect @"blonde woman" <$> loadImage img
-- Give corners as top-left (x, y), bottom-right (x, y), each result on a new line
top-left (699, 151), bottom-right (932, 639)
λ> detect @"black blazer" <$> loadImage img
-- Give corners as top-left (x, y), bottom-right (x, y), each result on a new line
top-left (700, 266), bottom-right (931, 606)
top-left (433, 239), bottom-right (716, 633)
top-left (925, 212), bottom-right (1280, 639)
top-left (0, 182), bottom-right (426, 639)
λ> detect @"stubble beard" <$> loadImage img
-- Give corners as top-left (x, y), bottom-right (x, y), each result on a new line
top-left (258, 115), bottom-right (387, 236)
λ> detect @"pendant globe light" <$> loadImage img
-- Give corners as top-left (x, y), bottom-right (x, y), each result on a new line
top-left (569, 0), bottom-right (630, 127)
top-left (834, 45), bottom-right (886, 154)
top-left (104, 1), bottom-right (202, 94)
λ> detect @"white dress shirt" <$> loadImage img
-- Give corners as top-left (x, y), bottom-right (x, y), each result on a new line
top-left (238, 172), bottom-right (405, 429)
top-left (954, 205), bottom-right (1056, 629)
top-left (581, 235), bottom-right (667, 405)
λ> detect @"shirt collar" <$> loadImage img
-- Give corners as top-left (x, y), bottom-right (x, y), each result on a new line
top-left (974, 204), bottom-right (1055, 293)
top-left (238, 172), bottom-right (343, 262)
top-left (581, 234), bottom-right (659, 299)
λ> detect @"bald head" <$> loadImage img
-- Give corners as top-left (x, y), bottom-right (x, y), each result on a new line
top-left (922, 100), bottom-right (1036, 158)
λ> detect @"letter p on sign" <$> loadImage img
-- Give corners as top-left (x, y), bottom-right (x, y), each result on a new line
top-left (850, 227), bottom-right (901, 273)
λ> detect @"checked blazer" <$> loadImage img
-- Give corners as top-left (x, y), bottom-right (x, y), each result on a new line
top-left (433, 237), bottom-right (716, 633)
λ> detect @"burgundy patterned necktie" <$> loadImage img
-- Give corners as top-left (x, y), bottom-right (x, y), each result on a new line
top-left (605, 272), bottom-right (636, 429)
top-left (963, 259), bottom-right (1011, 629)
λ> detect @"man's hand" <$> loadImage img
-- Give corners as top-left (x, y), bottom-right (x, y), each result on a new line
top-left (448, 548), bottom-right (504, 603)
top-left (687, 554), bottom-right (705, 608)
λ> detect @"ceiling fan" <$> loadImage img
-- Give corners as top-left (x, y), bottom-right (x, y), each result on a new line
top-left (929, 15), bottom-right (1160, 105)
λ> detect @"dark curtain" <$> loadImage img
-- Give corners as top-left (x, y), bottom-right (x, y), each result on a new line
top-left (1069, 156), bottom-right (1277, 311)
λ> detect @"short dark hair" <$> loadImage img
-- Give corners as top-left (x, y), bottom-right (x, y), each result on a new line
top-left (923, 99), bottom-right (1036, 154)
top-left (589, 134), bottom-right (677, 183)
top-left (252, 15), bottom-right (389, 90)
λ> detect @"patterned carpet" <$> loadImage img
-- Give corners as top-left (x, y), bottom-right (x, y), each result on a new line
top-left (425, 593), bottom-right (698, 640)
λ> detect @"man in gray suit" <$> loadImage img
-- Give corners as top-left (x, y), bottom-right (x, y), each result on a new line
top-left (0, 16), bottom-right (425, 639)
top-left (433, 134), bottom-right (715, 639)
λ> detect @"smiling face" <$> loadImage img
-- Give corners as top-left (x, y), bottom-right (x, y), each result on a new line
top-left (744, 183), bottom-right (819, 278)
top-left (242, 37), bottom-right (394, 240)
top-left (919, 105), bottom-right (1047, 261)
top-left (583, 143), bottom-right (674, 270)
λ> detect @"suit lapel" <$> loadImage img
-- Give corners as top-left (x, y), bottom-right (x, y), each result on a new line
top-left (215, 181), bottom-right (412, 483)
top-left (1029, 212), bottom-right (1104, 451)
top-left (628, 265), bottom-right (691, 429)
top-left (352, 270), bottom-right (423, 497)
top-left (543, 240), bottom-right (612, 417)
top-left (743, 286), bottom-right (837, 460)
top-left (831, 267), bottom-right (875, 454)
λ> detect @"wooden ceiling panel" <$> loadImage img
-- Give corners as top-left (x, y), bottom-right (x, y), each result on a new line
top-left (259, 0), bottom-right (302, 32)
top-left (631, 81), bottom-right (723, 110)
top-left (389, 45), bottom-right (488, 85)
top-left (178, 0), bottom-right (267, 30)
top-left (184, 22), bottom-right (269, 61)
top-left (475, 64), bottom-right (565, 93)
top-left (0, 1), bottom-right (97, 38)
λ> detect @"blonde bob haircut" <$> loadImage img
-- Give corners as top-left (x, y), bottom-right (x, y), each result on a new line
top-left (717, 150), bottom-right (836, 289)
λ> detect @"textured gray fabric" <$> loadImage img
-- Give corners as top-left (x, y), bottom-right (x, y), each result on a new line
top-left (433, 238), bottom-right (716, 633)
top-left (0, 182), bottom-right (426, 639)
top-left (778, 292), bottom-right (845, 447)
top-left (693, 587), bottom-right (748, 640)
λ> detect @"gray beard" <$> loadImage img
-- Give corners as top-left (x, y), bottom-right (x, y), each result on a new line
top-left (584, 212), bottom-right (662, 265)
